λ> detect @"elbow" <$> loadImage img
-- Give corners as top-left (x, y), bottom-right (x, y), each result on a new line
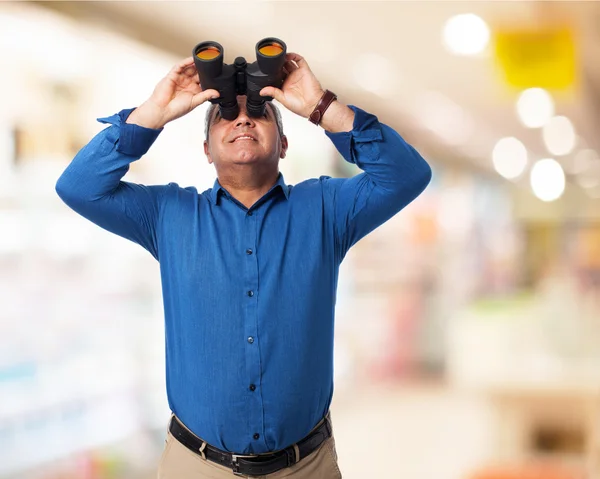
top-left (394, 154), bottom-right (432, 205)
top-left (55, 174), bottom-right (67, 200)
top-left (55, 171), bottom-right (85, 207)
top-left (55, 175), bottom-right (67, 200)
top-left (55, 173), bottom-right (72, 203)
top-left (418, 158), bottom-right (433, 192)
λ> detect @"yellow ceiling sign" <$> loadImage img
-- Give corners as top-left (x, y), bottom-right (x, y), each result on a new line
top-left (494, 27), bottom-right (577, 90)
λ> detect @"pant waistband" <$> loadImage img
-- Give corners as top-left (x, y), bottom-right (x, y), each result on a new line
top-left (168, 412), bottom-right (332, 477)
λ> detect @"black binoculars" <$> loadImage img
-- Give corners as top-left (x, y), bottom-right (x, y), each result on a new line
top-left (192, 38), bottom-right (287, 121)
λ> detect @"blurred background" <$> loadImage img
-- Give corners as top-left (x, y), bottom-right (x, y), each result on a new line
top-left (1, 1), bottom-right (600, 478)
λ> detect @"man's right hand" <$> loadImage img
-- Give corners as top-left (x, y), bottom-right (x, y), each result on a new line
top-left (126, 57), bottom-right (220, 129)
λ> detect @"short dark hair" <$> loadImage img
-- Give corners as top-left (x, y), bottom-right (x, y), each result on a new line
top-left (204, 101), bottom-right (284, 142)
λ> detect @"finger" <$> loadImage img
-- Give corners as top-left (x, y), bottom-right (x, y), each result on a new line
top-left (283, 60), bottom-right (299, 73)
top-left (191, 89), bottom-right (220, 109)
top-left (181, 64), bottom-right (198, 78)
top-left (172, 57), bottom-right (195, 74)
top-left (260, 86), bottom-right (284, 103)
top-left (285, 52), bottom-right (308, 69)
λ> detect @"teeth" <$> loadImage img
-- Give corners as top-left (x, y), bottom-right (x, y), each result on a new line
top-left (234, 136), bottom-right (254, 141)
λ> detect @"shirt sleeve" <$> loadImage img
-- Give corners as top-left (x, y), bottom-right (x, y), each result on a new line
top-left (322, 105), bottom-right (432, 258)
top-left (55, 108), bottom-right (166, 260)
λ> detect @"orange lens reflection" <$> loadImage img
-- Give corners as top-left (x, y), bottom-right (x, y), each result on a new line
top-left (196, 46), bottom-right (221, 60)
top-left (259, 43), bottom-right (283, 57)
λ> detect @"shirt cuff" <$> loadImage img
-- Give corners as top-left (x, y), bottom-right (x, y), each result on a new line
top-left (97, 108), bottom-right (163, 157)
top-left (324, 105), bottom-right (383, 165)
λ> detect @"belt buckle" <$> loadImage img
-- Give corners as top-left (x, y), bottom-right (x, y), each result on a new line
top-left (231, 455), bottom-right (245, 477)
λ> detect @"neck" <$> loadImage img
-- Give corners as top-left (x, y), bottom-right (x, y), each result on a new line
top-left (216, 166), bottom-right (280, 209)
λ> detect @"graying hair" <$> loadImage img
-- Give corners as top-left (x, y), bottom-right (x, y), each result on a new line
top-left (204, 101), bottom-right (284, 142)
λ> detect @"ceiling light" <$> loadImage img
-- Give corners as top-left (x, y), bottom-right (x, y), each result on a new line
top-left (492, 137), bottom-right (528, 179)
top-left (575, 158), bottom-right (600, 189)
top-left (418, 91), bottom-right (474, 146)
top-left (577, 175), bottom-right (600, 189)
top-left (516, 88), bottom-right (555, 128)
top-left (543, 116), bottom-right (576, 156)
top-left (568, 149), bottom-right (599, 175)
top-left (530, 158), bottom-right (565, 202)
top-left (442, 14), bottom-right (490, 56)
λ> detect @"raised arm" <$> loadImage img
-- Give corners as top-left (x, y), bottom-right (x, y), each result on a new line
top-left (259, 52), bottom-right (432, 258)
top-left (55, 58), bottom-right (220, 259)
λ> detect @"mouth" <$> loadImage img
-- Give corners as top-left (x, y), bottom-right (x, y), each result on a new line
top-left (231, 134), bottom-right (257, 143)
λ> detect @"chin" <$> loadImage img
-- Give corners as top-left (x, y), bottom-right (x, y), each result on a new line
top-left (233, 150), bottom-right (264, 164)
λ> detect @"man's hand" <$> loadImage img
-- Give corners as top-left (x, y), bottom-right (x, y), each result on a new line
top-left (258, 53), bottom-right (325, 119)
top-left (127, 57), bottom-right (220, 129)
top-left (259, 53), bottom-right (354, 133)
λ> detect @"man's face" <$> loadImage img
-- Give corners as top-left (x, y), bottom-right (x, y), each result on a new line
top-left (204, 96), bottom-right (287, 169)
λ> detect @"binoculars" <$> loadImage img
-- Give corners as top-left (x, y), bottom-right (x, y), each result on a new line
top-left (193, 38), bottom-right (287, 121)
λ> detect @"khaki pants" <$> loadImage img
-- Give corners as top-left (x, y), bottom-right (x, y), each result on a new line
top-left (157, 415), bottom-right (343, 479)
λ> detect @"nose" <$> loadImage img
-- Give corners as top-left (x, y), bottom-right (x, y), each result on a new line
top-left (234, 105), bottom-right (255, 128)
top-left (235, 117), bottom-right (254, 128)
top-left (235, 102), bottom-right (254, 128)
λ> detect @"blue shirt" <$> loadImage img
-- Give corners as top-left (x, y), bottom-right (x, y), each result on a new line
top-left (55, 105), bottom-right (431, 454)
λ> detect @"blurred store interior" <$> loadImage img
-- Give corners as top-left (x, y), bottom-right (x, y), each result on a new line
top-left (1, 1), bottom-right (600, 478)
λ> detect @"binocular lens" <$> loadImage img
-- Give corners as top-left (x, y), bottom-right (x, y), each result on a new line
top-left (258, 42), bottom-right (284, 57)
top-left (196, 46), bottom-right (221, 61)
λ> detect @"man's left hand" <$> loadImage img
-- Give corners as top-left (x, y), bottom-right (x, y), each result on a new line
top-left (259, 53), bottom-right (324, 119)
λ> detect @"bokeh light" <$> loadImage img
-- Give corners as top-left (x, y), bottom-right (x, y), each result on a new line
top-left (530, 158), bottom-right (566, 202)
top-left (543, 116), bottom-right (577, 156)
top-left (516, 88), bottom-right (555, 128)
top-left (442, 13), bottom-right (490, 56)
top-left (492, 137), bottom-right (528, 179)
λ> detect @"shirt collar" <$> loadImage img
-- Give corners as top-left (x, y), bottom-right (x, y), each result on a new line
top-left (208, 172), bottom-right (290, 205)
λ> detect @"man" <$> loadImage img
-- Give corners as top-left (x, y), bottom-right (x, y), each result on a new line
top-left (55, 51), bottom-right (432, 478)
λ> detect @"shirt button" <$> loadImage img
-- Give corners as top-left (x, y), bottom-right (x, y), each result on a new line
top-left (247, 290), bottom-right (254, 297)
top-left (253, 433), bottom-right (260, 440)
top-left (249, 384), bottom-right (256, 391)
top-left (247, 211), bottom-right (253, 216)
top-left (246, 248), bottom-right (253, 255)
top-left (247, 337), bottom-right (254, 344)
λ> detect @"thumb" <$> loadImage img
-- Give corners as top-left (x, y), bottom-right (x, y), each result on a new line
top-left (191, 89), bottom-right (220, 109)
top-left (260, 87), bottom-right (284, 103)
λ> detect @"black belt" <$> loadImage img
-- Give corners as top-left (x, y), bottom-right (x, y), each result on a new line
top-left (168, 414), bottom-right (332, 477)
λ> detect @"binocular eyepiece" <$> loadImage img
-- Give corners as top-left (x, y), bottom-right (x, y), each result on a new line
top-left (193, 38), bottom-right (287, 120)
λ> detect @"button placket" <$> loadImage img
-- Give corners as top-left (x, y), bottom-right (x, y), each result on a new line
top-left (243, 206), bottom-right (264, 447)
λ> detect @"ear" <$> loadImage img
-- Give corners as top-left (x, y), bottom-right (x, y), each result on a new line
top-left (204, 140), bottom-right (213, 164)
top-left (279, 135), bottom-right (288, 159)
